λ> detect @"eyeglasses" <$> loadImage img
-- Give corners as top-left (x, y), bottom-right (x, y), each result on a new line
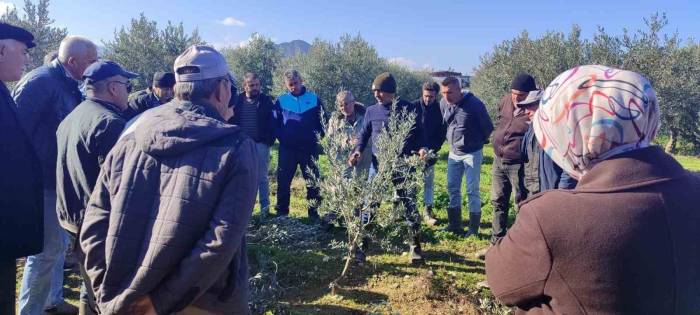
top-left (109, 80), bottom-right (132, 93)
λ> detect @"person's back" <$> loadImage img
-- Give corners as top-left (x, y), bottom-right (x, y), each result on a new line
top-left (487, 147), bottom-right (700, 313)
top-left (81, 101), bottom-right (257, 313)
top-left (486, 65), bottom-right (700, 314)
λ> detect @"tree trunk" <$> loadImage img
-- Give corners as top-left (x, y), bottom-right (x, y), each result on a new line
top-left (665, 129), bottom-right (677, 154)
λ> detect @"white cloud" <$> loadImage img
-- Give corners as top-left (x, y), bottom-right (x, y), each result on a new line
top-left (388, 56), bottom-right (417, 69)
top-left (219, 17), bottom-right (246, 27)
top-left (0, 1), bottom-right (16, 16)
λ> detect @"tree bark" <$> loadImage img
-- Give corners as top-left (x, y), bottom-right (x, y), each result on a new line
top-left (665, 129), bottom-right (677, 154)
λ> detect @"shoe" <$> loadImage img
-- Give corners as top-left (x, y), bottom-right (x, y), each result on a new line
top-left (354, 236), bottom-right (370, 264)
top-left (44, 301), bottom-right (78, 315)
top-left (467, 213), bottom-right (481, 237)
top-left (445, 207), bottom-right (465, 236)
top-left (475, 247), bottom-right (490, 260)
top-left (408, 233), bottom-right (424, 264)
top-left (476, 280), bottom-right (490, 289)
top-left (422, 205), bottom-right (437, 226)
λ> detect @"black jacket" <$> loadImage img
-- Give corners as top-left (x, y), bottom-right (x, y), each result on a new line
top-left (56, 98), bottom-right (127, 234)
top-left (440, 92), bottom-right (493, 155)
top-left (415, 98), bottom-right (446, 153)
top-left (0, 83), bottom-right (43, 259)
top-left (124, 89), bottom-right (163, 120)
top-left (355, 98), bottom-right (426, 157)
top-left (229, 92), bottom-right (276, 146)
top-left (13, 60), bottom-right (84, 189)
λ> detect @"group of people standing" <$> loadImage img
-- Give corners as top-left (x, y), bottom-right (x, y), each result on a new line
top-left (1, 20), bottom-right (699, 315)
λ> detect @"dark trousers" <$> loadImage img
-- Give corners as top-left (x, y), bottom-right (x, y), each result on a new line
top-left (275, 145), bottom-right (321, 217)
top-left (69, 233), bottom-right (98, 314)
top-left (370, 158), bottom-right (421, 234)
top-left (0, 258), bottom-right (15, 315)
top-left (490, 156), bottom-right (526, 242)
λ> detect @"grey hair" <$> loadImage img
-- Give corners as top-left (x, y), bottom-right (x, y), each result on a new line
top-left (174, 77), bottom-right (223, 102)
top-left (335, 90), bottom-right (355, 107)
top-left (84, 80), bottom-right (110, 97)
top-left (58, 36), bottom-right (96, 62)
top-left (283, 69), bottom-right (302, 81)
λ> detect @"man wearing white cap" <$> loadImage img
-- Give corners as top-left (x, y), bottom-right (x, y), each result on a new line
top-left (80, 45), bottom-right (258, 314)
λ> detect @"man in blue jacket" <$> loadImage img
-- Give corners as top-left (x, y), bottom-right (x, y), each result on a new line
top-left (440, 76), bottom-right (494, 237)
top-left (273, 69), bottom-right (324, 221)
top-left (0, 22), bottom-right (43, 315)
top-left (14, 35), bottom-right (97, 315)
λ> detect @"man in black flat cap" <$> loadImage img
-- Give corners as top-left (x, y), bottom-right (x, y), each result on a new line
top-left (56, 60), bottom-right (138, 314)
top-left (0, 22), bottom-right (43, 315)
top-left (124, 71), bottom-right (175, 119)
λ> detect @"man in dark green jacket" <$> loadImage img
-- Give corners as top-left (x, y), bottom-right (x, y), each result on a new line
top-left (56, 60), bottom-right (137, 314)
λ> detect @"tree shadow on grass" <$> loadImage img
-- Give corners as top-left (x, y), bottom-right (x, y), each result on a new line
top-left (290, 303), bottom-right (369, 315)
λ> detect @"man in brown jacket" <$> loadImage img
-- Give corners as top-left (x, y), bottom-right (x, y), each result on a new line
top-left (486, 65), bottom-right (700, 314)
top-left (489, 73), bottom-right (536, 243)
top-left (80, 45), bottom-right (258, 314)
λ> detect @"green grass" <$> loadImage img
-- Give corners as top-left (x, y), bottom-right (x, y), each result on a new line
top-left (33, 144), bottom-right (699, 314)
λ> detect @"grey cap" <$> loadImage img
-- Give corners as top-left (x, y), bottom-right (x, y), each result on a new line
top-left (516, 89), bottom-right (543, 108)
top-left (173, 45), bottom-right (232, 82)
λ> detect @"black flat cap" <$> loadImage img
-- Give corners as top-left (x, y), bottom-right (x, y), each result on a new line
top-left (0, 22), bottom-right (36, 48)
top-left (153, 71), bottom-right (175, 88)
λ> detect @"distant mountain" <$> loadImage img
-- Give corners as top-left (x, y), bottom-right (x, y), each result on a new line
top-left (277, 40), bottom-right (311, 57)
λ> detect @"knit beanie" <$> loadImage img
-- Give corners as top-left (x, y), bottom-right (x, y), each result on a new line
top-left (510, 73), bottom-right (536, 92)
top-left (372, 72), bottom-right (397, 93)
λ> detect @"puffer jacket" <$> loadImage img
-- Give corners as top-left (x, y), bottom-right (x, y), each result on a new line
top-left (13, 59), bottom-right (84, 189)
top-left (80, 100), bottom-right (258, 314)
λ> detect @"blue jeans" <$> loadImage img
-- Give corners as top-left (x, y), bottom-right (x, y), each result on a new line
top-left (256, 142), bottom-right (271, 215)
top-left (446, 150), bottom-right (483, 214)
top-left (423, 164), bottom-right (435, 206)
top-left (19, 190), bottom-right (68, 315)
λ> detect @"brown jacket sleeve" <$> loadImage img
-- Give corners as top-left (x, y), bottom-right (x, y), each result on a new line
top-left (485, 204), bottom-right (552, 307)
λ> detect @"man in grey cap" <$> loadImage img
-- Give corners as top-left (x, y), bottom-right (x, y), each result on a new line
top-left (56, 60), bottom-right (138, 315)
top-left (0, 22), bottom-right (43, 315)
top-left (124, 71), bottom-right (176, 119)
top-left (15, 34), bottom-right (97, 315)
top-left (80, 45), bottom-right (257, 314)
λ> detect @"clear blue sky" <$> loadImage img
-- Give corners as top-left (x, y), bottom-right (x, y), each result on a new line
top-left (3, 0), bottom-right (698, 74)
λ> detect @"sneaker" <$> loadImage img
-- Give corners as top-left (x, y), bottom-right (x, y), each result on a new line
top-left (423, 213), bottom-right (437, 227)
top-left (44, 301), bottom-right (78, 315)
top-left (476, 280), bottom-right (490, 289)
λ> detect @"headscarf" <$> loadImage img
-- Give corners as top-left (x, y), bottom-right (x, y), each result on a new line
top-left (532, 65), bottom-right (660, 180)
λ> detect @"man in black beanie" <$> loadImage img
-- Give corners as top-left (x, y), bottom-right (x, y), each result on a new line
top-left (124, 71), bottom-right (175, 119)
top-left (350, 72), bottom-right (428, 264)
top-left (484, 73), bottom-right (537, 251)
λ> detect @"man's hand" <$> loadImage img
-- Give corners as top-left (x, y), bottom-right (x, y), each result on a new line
top-left (127, 296), bottom-right (157, 315)
top-left (348, 151), bottom-right (361, 166)
top-left (418, 148), bottom-right (428, 160)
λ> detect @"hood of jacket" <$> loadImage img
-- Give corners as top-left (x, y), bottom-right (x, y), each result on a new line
top-left (134, 100), bottom-right (238, 157)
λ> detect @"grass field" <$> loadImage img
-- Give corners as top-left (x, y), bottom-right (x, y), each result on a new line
top-left (19, 144), bottom-right (699, 314)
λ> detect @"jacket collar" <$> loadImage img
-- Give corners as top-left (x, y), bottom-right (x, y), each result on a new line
top-left (575, 146), bottom-right (689, 192)
top-left (175, 100), bottom-right (225, 122)
top-left (87, 97), bottom-right (124, 116)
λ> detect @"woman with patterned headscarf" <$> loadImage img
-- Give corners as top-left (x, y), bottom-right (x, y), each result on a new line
top-left (485, 65), bottom-right (700, 314)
